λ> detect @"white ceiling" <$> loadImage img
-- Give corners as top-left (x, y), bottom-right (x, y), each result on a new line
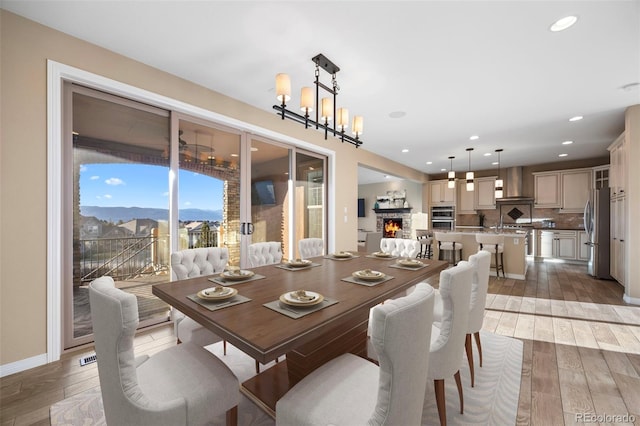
top-left (3, 1), bottom-right (639, 183)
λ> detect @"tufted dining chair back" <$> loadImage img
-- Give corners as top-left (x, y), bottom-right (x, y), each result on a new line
top-left (298, 237), bottom-right (324, 259)
top-left (170, 247), bottom-right (229, 281)
top-left (379, 238), bottom-right (420, 258)
top-left (248, 241), bottom-right (283, 267)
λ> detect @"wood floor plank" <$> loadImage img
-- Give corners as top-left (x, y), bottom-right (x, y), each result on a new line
top-left (513, 313), bottom-right (535, 341)
top-left (557, 368), bottom-right (595, 415)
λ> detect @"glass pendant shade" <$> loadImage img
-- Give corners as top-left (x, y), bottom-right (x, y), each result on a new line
top-left (495, 178), bottom-right (504, 199)
top-left (275, 73), bottom-right (291, 103)
top-left (448, 171), bottom-right (456, 188)
top-left (466, 171), bottom-right (474, 191)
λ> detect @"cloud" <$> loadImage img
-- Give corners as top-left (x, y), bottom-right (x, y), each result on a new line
top-left (105, 177), bottom-right (125, 186)
top-left (90, 175), bottom-right (100, 180)
top-left (184, 201), bottom-right (192, 206)
top-left (162, 191), bottom-right (169, 197)
top-left (104, 194), bottom-right (112, 199)
top-left (80, 165), bottom-right (88, 173)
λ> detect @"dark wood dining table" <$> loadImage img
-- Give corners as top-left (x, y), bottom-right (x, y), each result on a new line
top-left (152, 254), bottom-right (448, 417)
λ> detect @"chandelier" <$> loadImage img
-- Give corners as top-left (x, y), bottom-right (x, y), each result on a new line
top-left (273, 53), bottom-right (364, 148)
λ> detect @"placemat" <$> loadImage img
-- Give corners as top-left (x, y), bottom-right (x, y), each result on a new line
top-left (365, 254), bottom-right (398, 260)
top-left (275, 262), bottom-right (322, 271)
top-left (264, 297), bottom-right (338, 319)
top-left (208, 273), bottom-right (266, 286)
top-left (388, 262), bottom-right (429, 271)
top-left (323, 254), bottom-right (360, 261)
top-left (341, 275), bottom-right (395, 287)
top-left (187, 294), bottom-right (252, 311)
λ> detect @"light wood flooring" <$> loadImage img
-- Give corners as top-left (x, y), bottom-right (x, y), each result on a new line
top-left (1, 260), bottom-right (639, 425)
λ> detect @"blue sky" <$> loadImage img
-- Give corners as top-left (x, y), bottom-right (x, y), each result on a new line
top-left (79, 163), bottom-right (223, 210)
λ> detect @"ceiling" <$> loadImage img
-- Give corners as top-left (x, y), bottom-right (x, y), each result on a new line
top-left (3, 1), bottom-right (639, 183)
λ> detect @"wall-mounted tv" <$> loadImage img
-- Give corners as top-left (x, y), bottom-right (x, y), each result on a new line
top-left (252, 180), bottom-right (276, 205)
top-left (357, 198), bottom-right (365, 217)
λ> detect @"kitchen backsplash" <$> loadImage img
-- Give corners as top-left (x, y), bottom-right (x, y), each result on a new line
top-left (457, 208), bottom-right (585, 229)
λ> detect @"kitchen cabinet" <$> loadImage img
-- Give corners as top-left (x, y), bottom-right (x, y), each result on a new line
top-left (536, 230), bottom-right (583, 261)
top-left (474, 176), bottom-right (496, 210)
top-left (457, 179), bottom-right (475, 213)
top-left (593, 165), bottom-right (609, 190)
top-left (430, 179), bottom-right (456, 206)
top-left (578, 230), bottom-right (589, 261)
top-left (560, 168), bottom-right (592, 213)
top-left (533, 172), bottom-right (561, 208)
top-left (608, 132), bottom-right (627, 287)
top-left (533, 168), bottom-right (591, 212)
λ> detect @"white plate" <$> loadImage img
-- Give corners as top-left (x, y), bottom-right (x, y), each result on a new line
top-left (279, 290), bottom-right (324, 306)
top-left (197, 287), bottom-right (238, 300)
top-left (397, 258), bottom-right (424, 267)
top-left (332, 251), bottom-right (353, 258)
top-left (352, 270), bottom-right (386, 281)
top-left (372, 252), bottom-right (392, 258)
top-left (220, 270), bottom-right (255, 281)
top-left (286, 259), bottom-right (313, 268)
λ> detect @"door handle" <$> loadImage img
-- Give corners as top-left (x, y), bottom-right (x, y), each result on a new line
top-left (248, 223), bottom-right (254, 235)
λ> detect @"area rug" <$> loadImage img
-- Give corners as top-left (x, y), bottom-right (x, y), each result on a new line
top-left (50, 331), bottom-right (522, 425)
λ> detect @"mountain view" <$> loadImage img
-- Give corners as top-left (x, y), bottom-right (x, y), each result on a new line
top-left (81, 206), bottom-right (223, 223)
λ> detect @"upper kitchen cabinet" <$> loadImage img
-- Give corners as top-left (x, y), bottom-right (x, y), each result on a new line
top-left (533, 171), bottom-right (561, 208)
top-left (608, 132), bottom-right (627, 198)
top-left (474, 176), bottom-right (497, 210)
top-left (533, 168), bottom-right (592, 213)
top-left (430, 179), bottom-right (456, 206)
top-left (560, 168), bottom-right (592, 213)
top-left (457, 179), bottom-right (475, 213)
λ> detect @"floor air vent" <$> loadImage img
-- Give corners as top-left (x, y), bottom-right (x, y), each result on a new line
top-left (79, 353), bottom-right (97, 366)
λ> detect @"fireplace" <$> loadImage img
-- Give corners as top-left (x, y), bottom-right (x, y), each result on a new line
top-left (383, 218), bottom-right (403, 238)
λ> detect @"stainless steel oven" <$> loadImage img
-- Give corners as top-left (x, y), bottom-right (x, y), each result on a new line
top-left (430, 206), bottom-right (455, 231)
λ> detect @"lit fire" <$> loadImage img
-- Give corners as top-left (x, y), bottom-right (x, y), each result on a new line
top-left (384, 219), bottom-right (402, 237)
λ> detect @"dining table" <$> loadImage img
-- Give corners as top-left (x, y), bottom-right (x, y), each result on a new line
top-left (152, 253), bottom-right (449, 417)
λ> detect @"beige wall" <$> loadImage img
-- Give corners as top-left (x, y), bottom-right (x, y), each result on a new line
top-left (0, 11), bottom-right (427, 366)
top-left (625, 105), bottom-right (639, 300)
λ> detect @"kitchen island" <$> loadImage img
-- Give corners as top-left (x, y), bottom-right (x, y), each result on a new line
top-left (434, 228), bottom-right (528, 280)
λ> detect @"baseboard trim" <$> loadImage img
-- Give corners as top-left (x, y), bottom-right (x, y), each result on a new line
top-left (0, 353), bottom-right (48, 378)
top-left (623, 293), bottom-right (640, 306)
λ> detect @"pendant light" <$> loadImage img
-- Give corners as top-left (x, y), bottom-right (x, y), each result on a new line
top-left (466, 148), bottom-right (474, 191)
top-left (447, 156), bottom-right (456, 189)
top-left (494, 149), bottom-right (504, 199)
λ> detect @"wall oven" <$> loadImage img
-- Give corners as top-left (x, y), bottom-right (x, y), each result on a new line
top-left (430, 206), bottom-right (455, 231)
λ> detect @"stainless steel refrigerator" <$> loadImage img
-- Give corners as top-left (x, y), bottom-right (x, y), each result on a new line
top-left (583, 188), bottom-right (611, 279)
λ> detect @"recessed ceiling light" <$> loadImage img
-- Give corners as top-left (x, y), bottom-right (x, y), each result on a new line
top-left (562, 140), bottom-right (573, 145)
top-left (569, 116), bottom-right (583, 122)
top-left (440, 168), bottom-right (447, 172)
top-left (559, 153), bottom-right (568, 157)
top-left (484, 152), bottom-right (491, 157)
top-left (492, 161), bottom-right (499, 165)
top-left (426, 161), bottom-right (433, 165)
top-left (231, 153), bottom-right (239, 157)
top-left (384, 175), bottom-right (390, 178)
top-left (469, 135), bottom-right (479, 140)
top-left (389, 111), bottom-right (406, 118)
top-left (402, 148), bottom-right (409, 153)
top-left (550, 15), bottom-right (578, 32)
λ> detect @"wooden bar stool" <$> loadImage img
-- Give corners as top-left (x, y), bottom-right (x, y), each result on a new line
top-left (434, 232), bottom-right (464, 265)
top-left (475, 233), bottom-right (505, 278)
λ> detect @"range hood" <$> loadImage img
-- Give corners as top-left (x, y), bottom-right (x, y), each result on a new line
top-left (495, 167), bottom-right (535, 204)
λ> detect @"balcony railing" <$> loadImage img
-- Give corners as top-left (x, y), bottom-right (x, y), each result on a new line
top-left (78, 229), bottom-right (219, 283)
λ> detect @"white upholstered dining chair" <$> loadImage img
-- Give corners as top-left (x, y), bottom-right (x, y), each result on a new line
top-left (276, 283), bottom-right (435, 426)
top-left (171, 247), bottom-right (228, 353)
top-left (298, 237), bottom-right (324, 259)
top-left (89, 276), bottom-right (240, 426)
top-left (248, 241), bottom-right (283, 267)
top-left (428, 261), bottom-right (473, 426)
top-left (379, 237), bottom-right (420, 258)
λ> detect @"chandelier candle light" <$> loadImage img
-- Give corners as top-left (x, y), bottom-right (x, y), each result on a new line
top-left (274, 53), bottom-right (364, 147)
top-left (466, 147), bottom-right (475, 191)
top-left (494, 148), bottom-right (504, 199)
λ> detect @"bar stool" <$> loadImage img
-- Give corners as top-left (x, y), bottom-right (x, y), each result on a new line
top-left (416, 229), bottom-right (433, 259)
top-left (476, 233), bottom-right (505, 278)
top-left (434, 232), bottom-right (464, 265)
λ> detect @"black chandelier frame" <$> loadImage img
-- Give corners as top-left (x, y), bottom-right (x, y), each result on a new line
top-left (273, 53), bottom-right (363, 148)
